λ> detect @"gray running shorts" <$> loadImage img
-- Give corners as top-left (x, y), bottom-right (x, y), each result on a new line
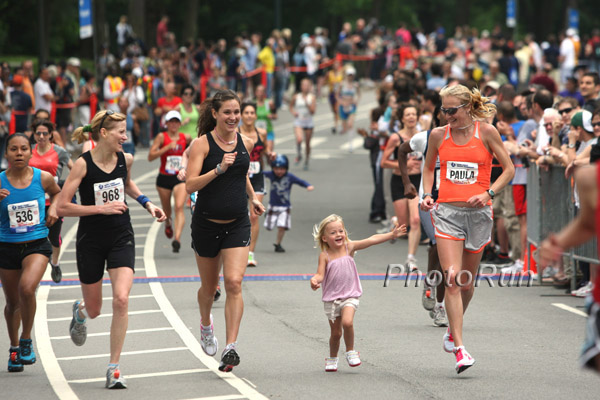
top-left (431, 203), bottom-right (493, 253)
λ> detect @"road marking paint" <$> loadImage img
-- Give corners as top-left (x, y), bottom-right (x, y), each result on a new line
top-left (552, 303), bottom-right (588, 317)
top-left (144, 220), bottom-right (269, 400)
top-left (36, 221), bottom-right (80, 400)
top-left (47, 309), bottom-right (161, 322)
top-left (68, 368), bottom-right (211, 383)
top-left (57, 346), bottom-right (187, 360)
top-left (132, 222), bottom-right (154, 228)
top-left (47, 294), bottom-right (154, 305)
top-left (52, 327), bottom-right (175, 340)
top-left (131, 214), bottom-right (154, 220)
top-left (60, 268), bottom-right (146, 278)
top-left (182, 396), bottom-right (247, 400)
top-left (243, 378), bottom-right (257, 388)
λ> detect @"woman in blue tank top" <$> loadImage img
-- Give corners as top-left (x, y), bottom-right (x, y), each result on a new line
top-left (0, 133), bottom-right (61, 373)
top-left (186, 89), bottom-right (265, 373)
top-left (56, 110), bottom-right (166, 389)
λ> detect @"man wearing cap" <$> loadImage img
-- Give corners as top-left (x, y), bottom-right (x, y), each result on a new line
top-left (66, 58), bottom-right (81, 101)
top-left (566, 110), bottom-right (597, 171)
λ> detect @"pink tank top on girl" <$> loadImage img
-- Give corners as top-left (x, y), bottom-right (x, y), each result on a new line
top-left (321, 244), bottom-right (363, 302)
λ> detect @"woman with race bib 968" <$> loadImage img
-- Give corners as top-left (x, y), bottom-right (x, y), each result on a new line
top-left (57, 110), bottom-right (166, 389)
top-left (421, 85), bottom-right (514, 374)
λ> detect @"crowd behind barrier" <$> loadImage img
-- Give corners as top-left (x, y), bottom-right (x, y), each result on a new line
top-left (527, 165), bottom-right (599, 289)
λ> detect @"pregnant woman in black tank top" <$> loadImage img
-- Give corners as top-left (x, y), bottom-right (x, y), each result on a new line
top-left (186, 90), bottom-right (265, 373)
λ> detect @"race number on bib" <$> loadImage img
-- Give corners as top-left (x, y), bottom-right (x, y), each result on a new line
top-left (165, 155), bottom-right (182, 175)
top-left (446, 161), bottom-right (478, 185)
top-left (8, 200), bottom-right (40, 233)
top-left (94, 178), bottom-right (125, 206)
top-left (256, 120), bottom-right (267, 130)
top-left (248, 161), bottom-right (261, 175)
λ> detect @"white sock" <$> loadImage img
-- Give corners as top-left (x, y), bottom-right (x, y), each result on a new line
top-left (436, 302), bottom-right (444, 309)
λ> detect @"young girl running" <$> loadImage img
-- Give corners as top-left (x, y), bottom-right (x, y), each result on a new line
top-left (310, 214), bottom-right (406, 372)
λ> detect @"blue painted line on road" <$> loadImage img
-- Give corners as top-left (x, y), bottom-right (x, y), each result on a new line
top-left (0, 273), bottom-right (532, 288)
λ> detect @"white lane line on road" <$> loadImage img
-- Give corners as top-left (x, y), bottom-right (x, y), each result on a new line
top-left (36, 222), bottom-right (80, 400)
top-left (52, 326), bottom-right (175, 340)
top-left (47, 309), bottom-right (161, 322)
top-left (132, 222), bottom-right (154, 228)
top-left (552, 303), bottom-right (588, 317)
top-left (56, 346), bottom-right (187, 361)
top-left (144, 220), bottom-right (269, 400)
top-left (182, 396), bottom-right (247, 400)
top-left (47, 294), bottom-right (155, 305)
top-left (68, 368), bottom-right (211, 383)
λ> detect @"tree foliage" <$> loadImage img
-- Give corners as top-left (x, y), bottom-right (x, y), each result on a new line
top-left (0, 0), bottom-right (598, 61)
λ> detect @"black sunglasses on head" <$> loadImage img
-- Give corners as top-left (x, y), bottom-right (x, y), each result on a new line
top-left (440, 103), bottom-right (467, 116)
top-left (99, 110), bottom-right (115, 130)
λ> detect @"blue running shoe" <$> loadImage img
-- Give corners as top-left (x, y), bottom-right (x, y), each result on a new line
top-left (18, 339), bottom-right (36, 365)
top-left (8, 347), bottom-right (23, 372)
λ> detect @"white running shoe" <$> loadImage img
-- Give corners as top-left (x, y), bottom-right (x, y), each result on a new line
top-left (345, 350), bottom-right (361, 367)
top-left (501, 260), bottom-right (524, 274)
top-left (432, 304), bottom-right (449, 327)
top-left (454, 346), bottom-right (475, 374)
top-left (443, 328), bottom-right (454, 353)
top-left (422, 286), bottom-right (436, 311)
top-left (106, 365), bottom-right (127, 389)
top-left (247, 252), bottom-right (257, 267)
top-left (572, 282), bottom-right (594, 298)
top-left (325, 357), bottom-right (338, 372)
top-left (219, 342), bottom-right (240, 372)
top-left (200, 314), bottom-right (218, 356)
top-left (69, 301), bottom-right (87, 346)
top-left (405, 257), bottom-right (419, 272)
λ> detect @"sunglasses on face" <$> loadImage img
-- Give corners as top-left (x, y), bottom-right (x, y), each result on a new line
top-left (544, 122), bottom-right (553, 128)
top-left (99, 110), bottom-right (115, 130)
top-left (183, 92), bottom-right (193, 96)
top-left (440, 103), bottom-right (467, 115)
top-left (34, 131), bottom-right (50, 136)
top-left (559, 107), bottom-right (573, 115)
top-left (592, 122), bottom-right (600, 128)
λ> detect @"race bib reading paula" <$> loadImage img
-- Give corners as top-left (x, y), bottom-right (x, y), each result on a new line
top-left (447, 161), bottom-right (478, 185)
top-left (94, 178), bottom-right (125, 206)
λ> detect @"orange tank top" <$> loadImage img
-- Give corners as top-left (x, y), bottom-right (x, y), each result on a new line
top-left (437, 122), bottom-right (493, 203)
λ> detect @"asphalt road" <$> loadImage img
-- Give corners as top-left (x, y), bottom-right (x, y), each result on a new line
top-left (0, 88), bottom-right (598, 399)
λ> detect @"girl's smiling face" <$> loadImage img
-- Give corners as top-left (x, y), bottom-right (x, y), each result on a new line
top-left (322, 220), bottom-right (347, 249)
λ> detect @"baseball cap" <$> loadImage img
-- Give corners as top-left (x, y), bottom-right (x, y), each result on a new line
top-left (165, 110), bottom-right (182, 122)
top-left (346, 66), bottom-right (356, 76)
top-left (12, 74), bottom-right (23, 86)
top-left (571, 110), bottom-right (593, 133)
top-left (67, 57), bottom-right (81, 67)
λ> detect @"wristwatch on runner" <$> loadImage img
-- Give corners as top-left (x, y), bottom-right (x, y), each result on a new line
top-left (487, 189), bottom-right (495, 199)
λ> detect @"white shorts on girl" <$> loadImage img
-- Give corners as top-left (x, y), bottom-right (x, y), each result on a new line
top-left (264, 205), bottom-right (291, 230)
top-left (323, 298), bottom-right (360, 322)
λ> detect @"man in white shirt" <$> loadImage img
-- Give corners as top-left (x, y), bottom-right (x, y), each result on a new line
top-left (559, 28), bottom-right (577, 87)
top-left (34, 66), bottom-right (54, 112)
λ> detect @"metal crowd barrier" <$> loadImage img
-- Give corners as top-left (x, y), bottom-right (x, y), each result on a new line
top-left (527, 165), bottom-right (599, 288)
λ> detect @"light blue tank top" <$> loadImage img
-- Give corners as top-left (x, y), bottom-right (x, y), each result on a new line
top-left (0, 168), bottom-right (48, 243)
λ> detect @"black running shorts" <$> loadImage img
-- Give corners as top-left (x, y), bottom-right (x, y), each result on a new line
top-left (0, 238), bottom-right (52, 270)
top-left (191, 214), bottom-right (251, 258)
top-left (76, 227), bottom-right (135, 284)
